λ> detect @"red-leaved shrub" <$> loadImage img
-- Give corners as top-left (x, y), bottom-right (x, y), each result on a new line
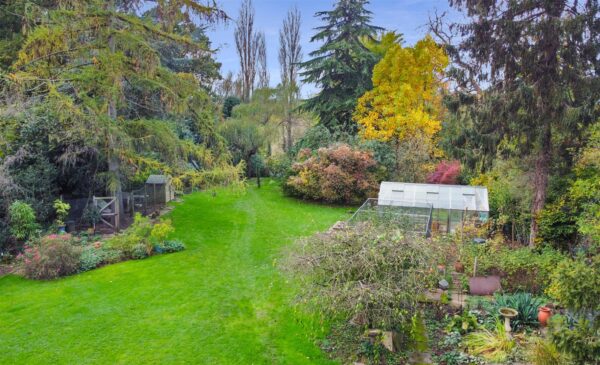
top-left (285, 144), bottom-right (379, 204)
top-left (18, 234), bottom-right (81, 280)
top-left (427, 160), bottom-right (461, 184)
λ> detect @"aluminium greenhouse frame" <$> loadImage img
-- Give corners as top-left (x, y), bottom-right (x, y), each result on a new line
top-left (348, 182), bottom-right (490, 237)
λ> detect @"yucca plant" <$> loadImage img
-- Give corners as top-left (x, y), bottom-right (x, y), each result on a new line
top-left (494, 292), bottom-right (545, 330)
top-left (463, 319), bottom-right (516, 363)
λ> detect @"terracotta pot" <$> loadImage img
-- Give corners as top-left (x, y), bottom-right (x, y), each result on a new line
top-left (454, 261), bottom-right (465, 273)
top-left (538, 306), bottom-right (553, 327)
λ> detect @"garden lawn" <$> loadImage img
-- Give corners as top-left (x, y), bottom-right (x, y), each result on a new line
top-left (0, 181), bottom-right (347, 364)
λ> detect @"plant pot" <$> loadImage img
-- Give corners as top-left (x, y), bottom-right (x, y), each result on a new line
top-left (538, 306), bottom-right (552, 327)
top-left (468, 276), bottom-right (502, 295)
top-left (454, 261), bottom-right (465, 273)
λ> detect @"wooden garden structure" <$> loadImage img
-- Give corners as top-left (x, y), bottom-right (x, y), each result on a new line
top-left (93, 196), bottom-right (120, 232)
top-left (145, 175), bottom-right (175, 208)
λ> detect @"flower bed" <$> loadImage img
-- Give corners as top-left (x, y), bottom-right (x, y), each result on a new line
top-left (15, 214), bottom-right (185, 280)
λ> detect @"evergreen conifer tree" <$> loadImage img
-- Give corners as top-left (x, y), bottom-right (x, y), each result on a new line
top-left (300, 0), bottom-right (382, 134)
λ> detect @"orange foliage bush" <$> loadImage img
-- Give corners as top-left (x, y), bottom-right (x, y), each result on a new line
top-left (285, 144), bottom-right (379, 204)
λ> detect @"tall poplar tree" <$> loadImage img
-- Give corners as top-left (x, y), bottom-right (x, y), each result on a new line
top-left (278, 6), bottom-right (302, 151)
top-left (234, 0), bottom-right (259, 101)
top-left (300, 0), bottom-right (382, 134)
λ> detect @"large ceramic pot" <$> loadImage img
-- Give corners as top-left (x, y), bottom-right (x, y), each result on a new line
top-left (538, 306), bottom-right (553, 327)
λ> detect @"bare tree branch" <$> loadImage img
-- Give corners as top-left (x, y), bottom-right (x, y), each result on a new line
top-left (427, 10), bottom-right (482, 93)
top-left (256, 32), bottom-right (269, 89)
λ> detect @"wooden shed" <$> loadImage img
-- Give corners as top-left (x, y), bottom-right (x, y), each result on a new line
top-left (145, 174), bottom-right (175, 205)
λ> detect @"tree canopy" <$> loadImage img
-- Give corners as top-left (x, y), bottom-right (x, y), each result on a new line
top-left (0, 0), bottom-right (240, 233)
top-left (300, 0), bottom-right (382, 134)
top-left (443, 0), bottom-right (599, 244)
top-left (355, 36), bottom-right (448, 143)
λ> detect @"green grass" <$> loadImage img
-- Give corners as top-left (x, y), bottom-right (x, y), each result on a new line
top-left (0, 181), bottom-right (347, 364)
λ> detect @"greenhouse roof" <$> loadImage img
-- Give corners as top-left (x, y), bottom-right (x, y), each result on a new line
top-left (378, 182), bottom-right (489, 212)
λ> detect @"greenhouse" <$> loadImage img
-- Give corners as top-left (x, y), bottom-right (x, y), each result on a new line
top-left (349, 182), bottom-right (490, 236)
top-left (378, 181), bottom-right (489, 234)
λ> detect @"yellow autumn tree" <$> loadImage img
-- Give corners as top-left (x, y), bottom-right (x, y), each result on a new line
top-left (354, 36), bottom-right (448, 143)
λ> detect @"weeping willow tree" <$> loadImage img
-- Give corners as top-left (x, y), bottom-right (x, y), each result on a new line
top-left (0, 0), bottom-right (241, 223)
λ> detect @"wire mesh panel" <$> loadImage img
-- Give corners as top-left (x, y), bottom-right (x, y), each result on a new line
top-left (348, 198), bottom-right (433, 236)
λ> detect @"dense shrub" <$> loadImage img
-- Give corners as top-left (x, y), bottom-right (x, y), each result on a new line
top-left (545, 255), bottom-right (600, 363)
top-left (106, 213), bottom-right (154, 256)
top-left (427, 160), bottom-right (461, 184)
top-left (8, 153), bottom-right (59, 223)
top-left (537, 198), bottom-right (579, 252)
top-left (79, 245), bottom-right (105, 272)
top-left (547, 255), bottom-right (600, 313)
top-left (549, 315), bottom-right (599, 365)
top-left (289, 125), bottom-right (336, 156)
top-left (538, 122), bottom-right (599, 251)
top-left (290, 125), bottom-right (399, 181)
top-left (470, 159), bottom-right (533, 244)
top-left (78, 240), bottom-right (125, 272)
top-left (156, 240), bottom-right (185, 253)
top-left (287, 222), bottom-right (448, 329)
top-left (460, 244), bottom-right (567, 294)
top-left (19, 235), bottom-right (81, 279)
top-left (8, 201), bottom-right (39, 241)
top-left (53, 199), bottom-right (70, 227)
top-left (222, 96), bottom-right (241, 118)
top-left (82, 204), bottom-right (102, 228)
top-left (265, 154), bottom-right (293, 179)
top-left (150, 220), bottom-right (174, 243)
top-left (285, 144), bottom-right (380, 204)
top-left (131, 243), bottom-right (150, 259)
top-left (106, 214), bottom-right (178, 259)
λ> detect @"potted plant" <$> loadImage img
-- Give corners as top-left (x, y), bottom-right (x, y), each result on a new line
top-left (537, 306), bottom-right (553, 327)
top-left (53, 199), bottom-right (71, 234)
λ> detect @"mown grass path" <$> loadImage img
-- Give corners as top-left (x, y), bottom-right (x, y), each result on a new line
top-left (0, 182), bottom-right (347, 364)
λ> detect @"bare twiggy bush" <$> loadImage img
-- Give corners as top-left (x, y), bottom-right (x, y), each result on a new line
top-left (286, 222), bottom-right (451, 329)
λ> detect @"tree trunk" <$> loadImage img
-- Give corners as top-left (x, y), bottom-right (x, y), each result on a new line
top-left (256, 162), bottom-right (261, 188)
top-left (107, 10), bottom-right (124, 230)
top-left (529, 128), bottom-right (551, 246)
top-left (108, 155), bottom-right (123, 231)
top-left (394, 139), bottom-right (402, 180)
top-left (285, 116), bottom-right (293, 152)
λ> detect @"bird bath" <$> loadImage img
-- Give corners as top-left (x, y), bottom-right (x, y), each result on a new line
top-left (499, 307), bottom-right (518, 334)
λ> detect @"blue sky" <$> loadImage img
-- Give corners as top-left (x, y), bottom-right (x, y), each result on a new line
top-left (205, 0), bottom-right (458, 97)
